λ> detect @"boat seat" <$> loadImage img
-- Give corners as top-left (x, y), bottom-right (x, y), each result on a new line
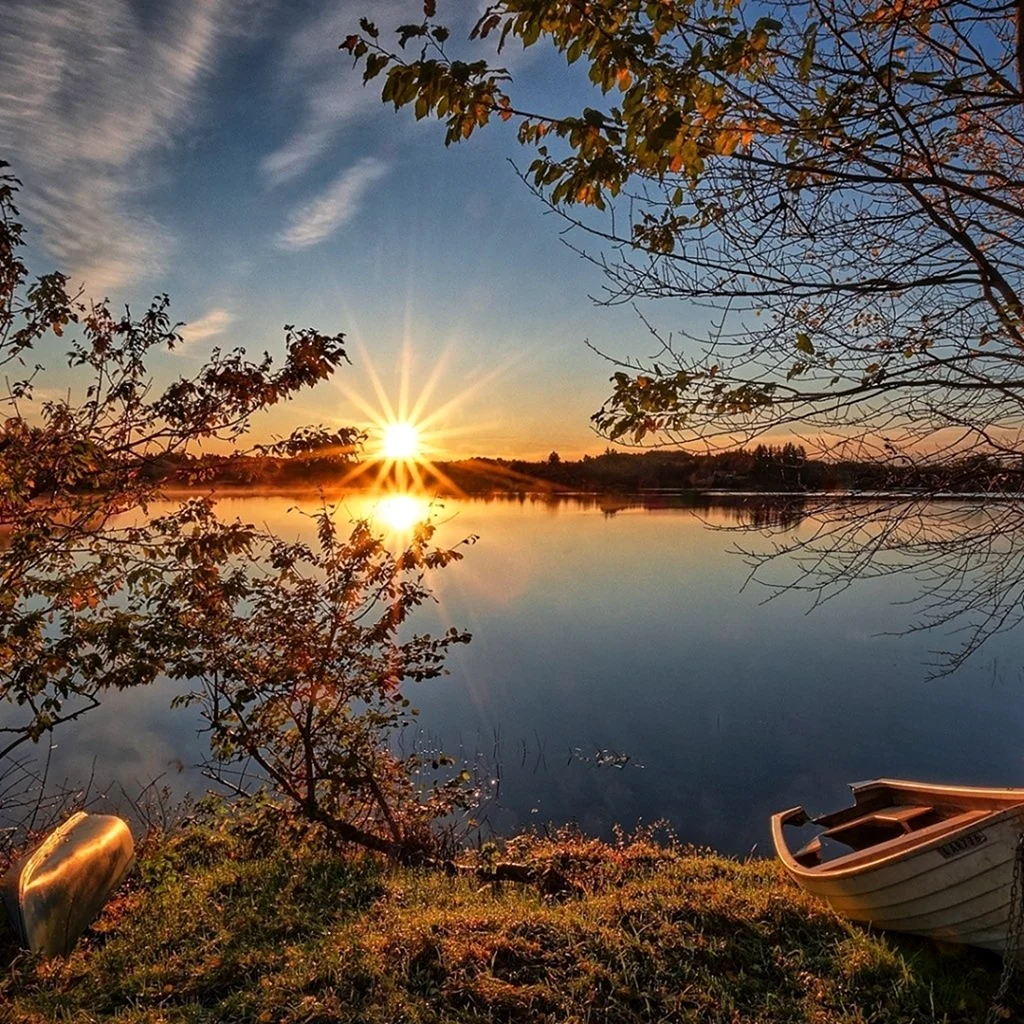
top-left (872, 806), bottom-right (936, 827)
top-left (809, 809), bottom-right (991, 873)
top-left (821, 805), bottom-right (936, 847)
top-left (794, 837), bottom-right (822, 866)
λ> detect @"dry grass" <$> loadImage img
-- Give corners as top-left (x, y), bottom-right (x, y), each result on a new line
top-left (0, 810), bottom-right (1014, 1023)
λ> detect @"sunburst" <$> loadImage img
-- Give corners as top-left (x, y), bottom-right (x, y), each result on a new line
top-left (332, 340), bottom-right (507, 500)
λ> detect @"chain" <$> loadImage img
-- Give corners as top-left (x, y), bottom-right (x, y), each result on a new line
top-left (987, 832), bottom-right (1024, 1024)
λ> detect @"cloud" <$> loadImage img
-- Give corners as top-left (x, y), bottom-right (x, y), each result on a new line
top-left (0, 0), bottom-right (256, 293)
top-left (179, 307), bottom-right (235, 346)
top-left (262, 82), bottom-right (382, 186)
top-left (260, 2), bottom-right (400, 186)
top-left (277, 158), bottom-right (390, 250)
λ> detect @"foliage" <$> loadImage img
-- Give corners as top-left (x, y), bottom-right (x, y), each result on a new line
top-left (137, 444), bottom-right (1024, 498)
top-left (160, 505), bottom-right (475, 859)
top-left (343, 1), bottom-right (1024, 665)
top-left (0, 162), bottom-right (477, 856)
top-left (1, 806), bottom-right (1013, 1022)
top-left (0, 161), bottom-right (358, 756)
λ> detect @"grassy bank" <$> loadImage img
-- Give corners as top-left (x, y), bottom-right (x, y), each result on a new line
top-left (0, 808), bottom-right (1015, 1023)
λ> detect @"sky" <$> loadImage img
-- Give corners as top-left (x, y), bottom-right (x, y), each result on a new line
top-left (0, 0), bottom-right (696, 460)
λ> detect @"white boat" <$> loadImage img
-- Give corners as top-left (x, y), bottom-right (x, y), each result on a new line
top-left (2, 812), bottom-right (135, 957)
top-left (772, 779), bottom-right (1024, 953)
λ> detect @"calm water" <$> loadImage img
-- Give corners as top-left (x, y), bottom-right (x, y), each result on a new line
top-left (17, 492), bottom-right (1024, 856)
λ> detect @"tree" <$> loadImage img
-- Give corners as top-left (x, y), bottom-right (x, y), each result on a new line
top-left (344, 1), bottom-right (1024, 667)
top-left (0, 161), bottom-right (356, 757)
top-left (1, 161), bottom-right (478, 858)
top-left (160, 505), bottom-right (474, 860)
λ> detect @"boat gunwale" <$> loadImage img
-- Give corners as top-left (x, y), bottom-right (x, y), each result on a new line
top-left (852, 779), bottom-right (1024, 807)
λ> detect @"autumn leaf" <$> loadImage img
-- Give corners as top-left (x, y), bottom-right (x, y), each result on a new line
top-left (795, 332), bottom-right (814, 355)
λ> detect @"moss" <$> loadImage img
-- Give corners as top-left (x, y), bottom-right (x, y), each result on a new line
top-left (0, 816), bottom-right (1014, 1023)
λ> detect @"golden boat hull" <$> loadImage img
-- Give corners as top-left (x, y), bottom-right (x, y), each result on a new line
top-left (2, 811), bottom-right (135, 957)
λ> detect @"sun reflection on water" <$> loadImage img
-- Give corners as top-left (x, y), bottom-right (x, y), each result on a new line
top-left (372, 492), bottom-right (431, 535)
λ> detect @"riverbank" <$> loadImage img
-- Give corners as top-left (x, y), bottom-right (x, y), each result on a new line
top-left (0, 807), bottom-right (1013, 1023)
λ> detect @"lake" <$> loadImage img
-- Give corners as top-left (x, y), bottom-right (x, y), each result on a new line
top-left (16, 491), bottom-right (1024, 856)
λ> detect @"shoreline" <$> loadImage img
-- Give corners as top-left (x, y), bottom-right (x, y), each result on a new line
top-left (1, 807), bottom-right (1013, 1022)
top-left (155, 483), bottom-right (1024, 501)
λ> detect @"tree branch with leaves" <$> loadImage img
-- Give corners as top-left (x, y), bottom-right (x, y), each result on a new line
top-left (162, 505), bottom-right (476, 861)
top-left (0, 161), bottom-right (358, 755)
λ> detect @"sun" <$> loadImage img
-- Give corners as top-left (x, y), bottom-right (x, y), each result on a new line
top-left (330, 337), bottom-right (514, 499)
top-left (381, 421), bottom-right (419, 460)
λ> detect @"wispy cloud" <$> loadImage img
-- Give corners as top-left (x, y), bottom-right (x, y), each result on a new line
top-left (277, 158), bottom-right (390, 250)
top-left (0, 0), bottom-right (257, 293)
top-left (262, 83), bottom-right (382, 186)
top-left (260, 2), bottom-right (402, 186)
top-left (179, 307), bottom-right (235, 346)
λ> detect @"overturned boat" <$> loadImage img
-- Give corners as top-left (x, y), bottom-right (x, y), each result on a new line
top-left (772, 779), bottom-right (1024, 953)
top-left (2, 812), bottom-right (135, 957)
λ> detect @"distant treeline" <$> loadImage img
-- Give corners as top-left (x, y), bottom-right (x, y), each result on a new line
top-left (149, 444), bottom-right (1024, 495)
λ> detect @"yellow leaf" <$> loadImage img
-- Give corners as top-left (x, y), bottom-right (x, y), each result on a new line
top-left (714, 130), bottom-right (740, 155)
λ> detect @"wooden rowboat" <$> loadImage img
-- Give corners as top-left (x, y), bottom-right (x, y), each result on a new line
top-left (772, 779), bottom-right (1024, 953)
top-left (1, 812), bottom-right (135, 957)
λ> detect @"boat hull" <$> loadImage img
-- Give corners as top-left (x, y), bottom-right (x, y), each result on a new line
top-left (2, 812), bottom-right (135, 957)
top-left (772, 781), bottom-right (1024, 953)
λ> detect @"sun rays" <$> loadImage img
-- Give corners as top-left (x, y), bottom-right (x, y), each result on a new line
top-left (331, 339), bottom-right (508, 505)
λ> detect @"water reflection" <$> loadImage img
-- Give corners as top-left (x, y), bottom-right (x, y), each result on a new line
top-left (424, 489), bottom-right (813, 529)
top-left (5, 491), bottom-right (1024, 856)
top-left (370, 492), bottom-right (433, 536)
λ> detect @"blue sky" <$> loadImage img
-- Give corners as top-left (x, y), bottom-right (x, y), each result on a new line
top-left (1, 0), bottom-right (687, 458)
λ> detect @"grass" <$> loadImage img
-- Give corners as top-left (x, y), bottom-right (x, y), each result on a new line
top-left (0, 805), bottom-right (1016, 1023)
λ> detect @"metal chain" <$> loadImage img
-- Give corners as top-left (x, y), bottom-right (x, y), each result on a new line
top-left (986, 832), bottom-right (1024, 1024)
